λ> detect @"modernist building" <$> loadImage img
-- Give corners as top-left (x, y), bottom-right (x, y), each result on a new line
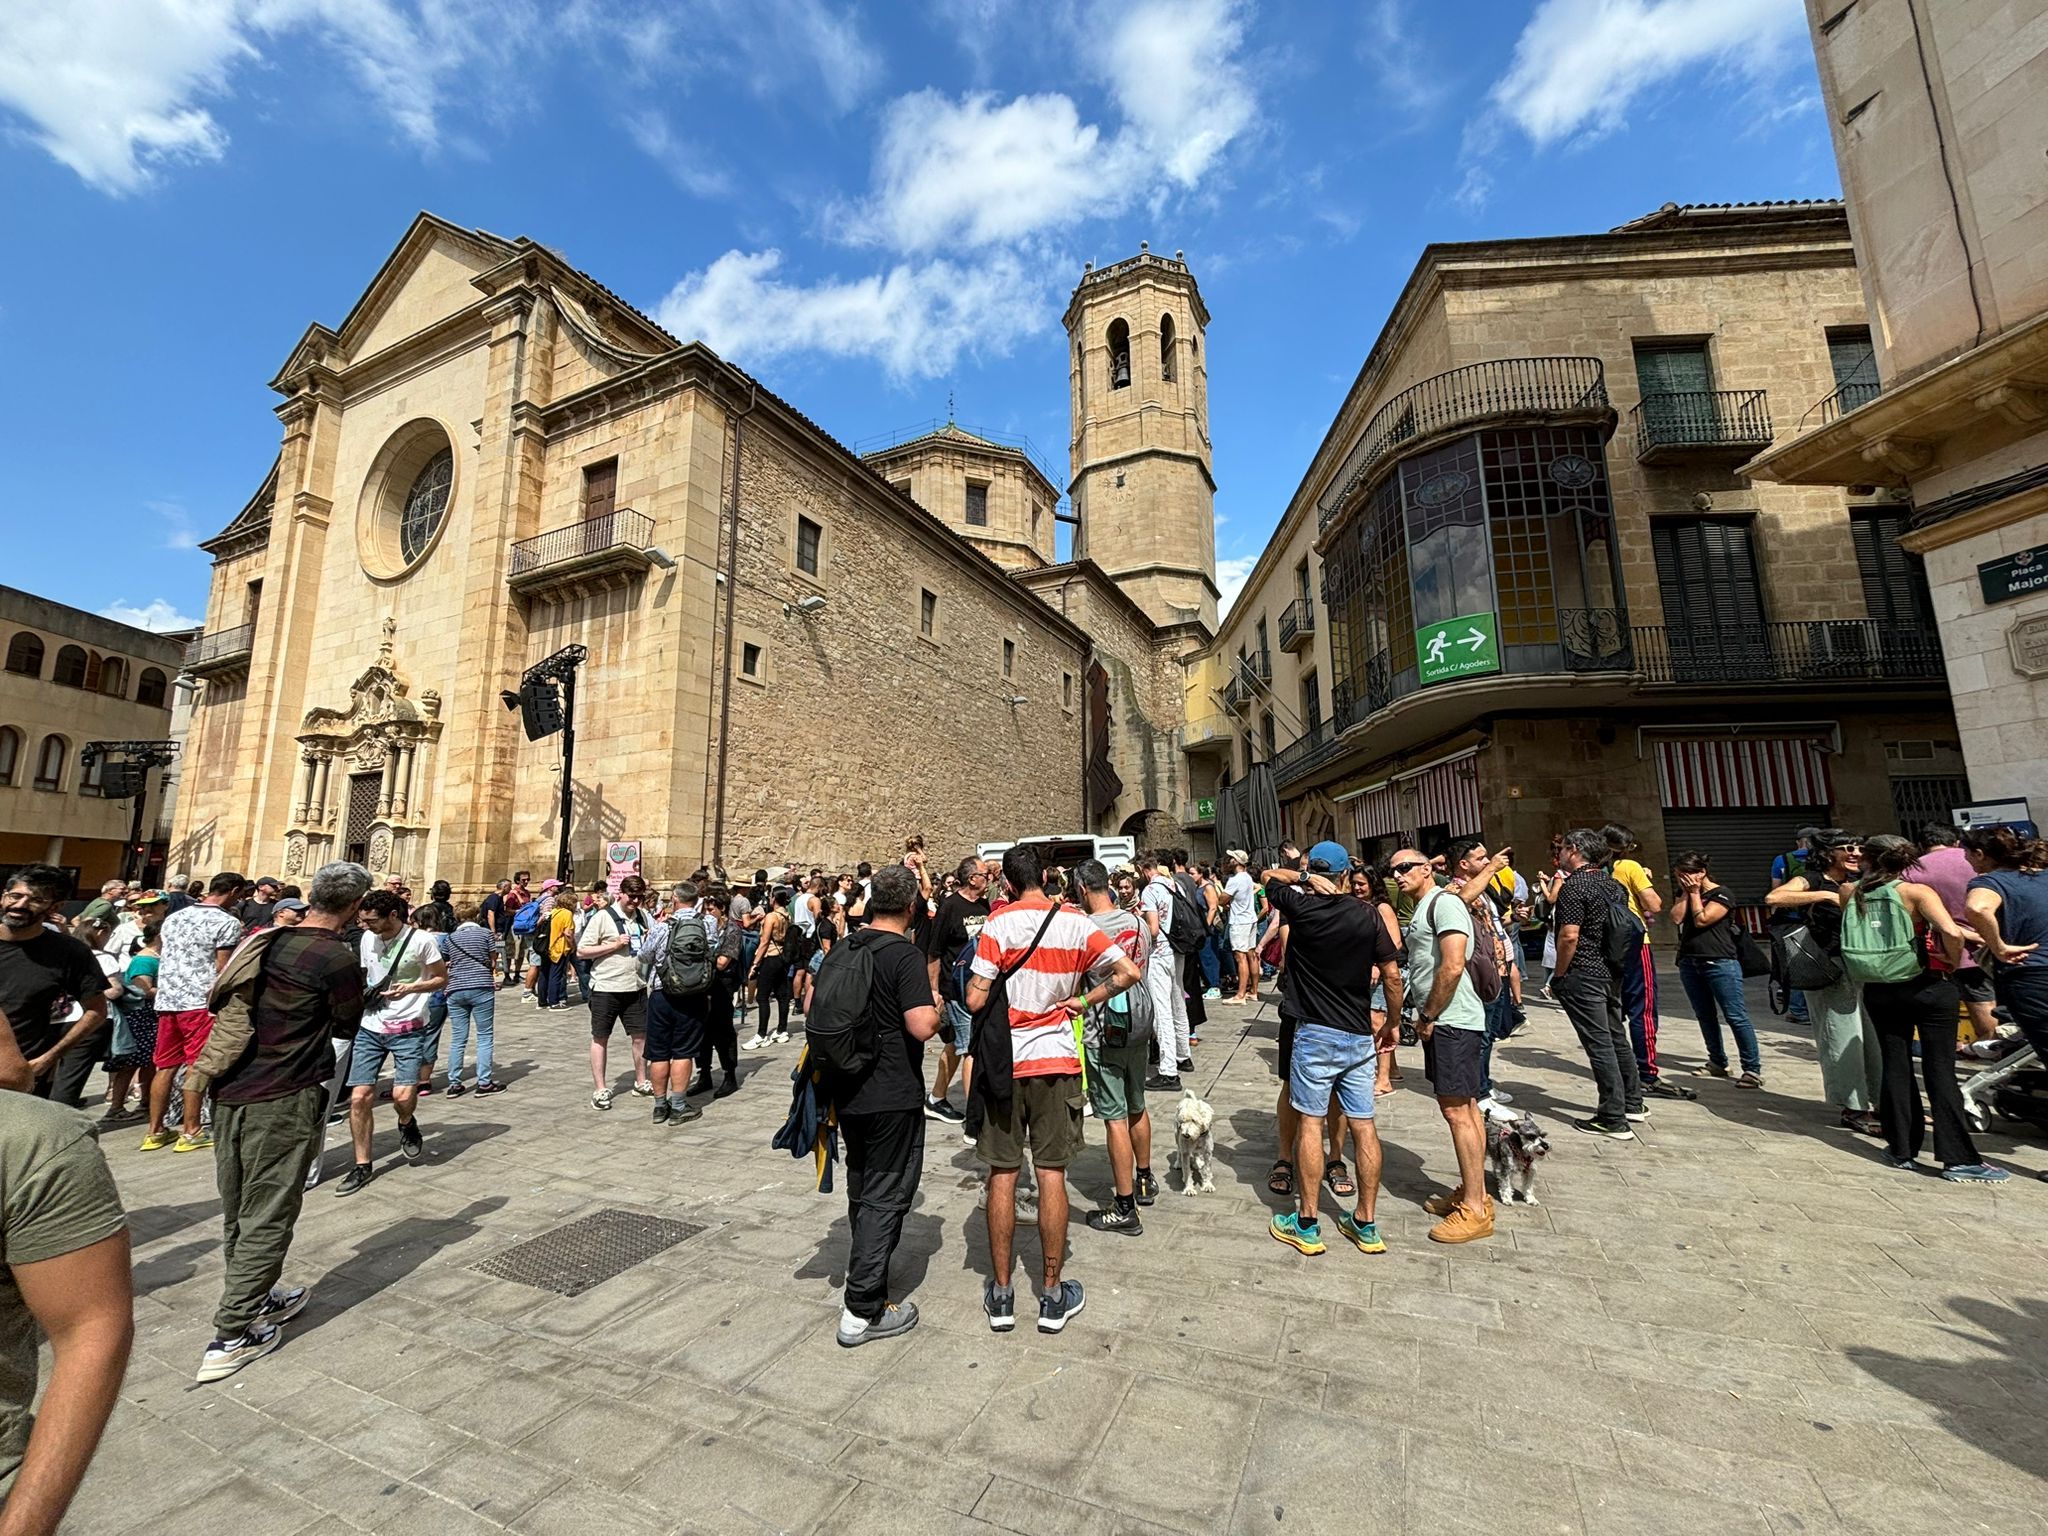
top-left (1748, 0), bottom-right (2048, 819)
top-left (1203, 201), bottom-right (1963, 917)
top-left (1, 587), bottom-right (186, 888)
top-left (170, 218), bottom-right (1214, 888)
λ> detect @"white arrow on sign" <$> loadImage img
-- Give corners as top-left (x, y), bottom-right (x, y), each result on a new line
top-left (1460, 627), bottom-right (1487, 650)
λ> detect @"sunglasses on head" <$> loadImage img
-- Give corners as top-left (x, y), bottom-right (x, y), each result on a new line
top-left (1391, 860), bottom-right (1430, 876)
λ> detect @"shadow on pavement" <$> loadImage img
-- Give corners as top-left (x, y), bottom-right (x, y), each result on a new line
top-left (1846, 1294), bottom-right (2048, 1484)
top-left (289, 1194), bottom-right (510, 1341)
top-left (793, 1207), bottom-right (944, 1300)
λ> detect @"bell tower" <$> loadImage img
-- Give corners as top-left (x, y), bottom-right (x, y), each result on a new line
top-left (1064, 244), bottom-right (1217, 632)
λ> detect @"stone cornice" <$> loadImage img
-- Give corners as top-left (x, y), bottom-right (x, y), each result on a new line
top-left (1063, 249), bottom-right (1211, 331)
top-left (1068, 445), bottom-right (1218, 495)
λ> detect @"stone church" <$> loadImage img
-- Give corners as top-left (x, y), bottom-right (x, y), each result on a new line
top-left (170, 215), bottom-right (1218, 887)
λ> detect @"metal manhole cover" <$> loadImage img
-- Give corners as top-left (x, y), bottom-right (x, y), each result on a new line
top-left (469, 1207), bottom-right (702, 1295)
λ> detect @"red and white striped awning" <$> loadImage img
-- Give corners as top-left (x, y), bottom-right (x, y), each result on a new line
top-left (1350, 783), bottom-right (1402, 842)
top-left (1397, 749), bottom-right (1483, 837)
top-left (1655, 738), bottom-right (1834, 811)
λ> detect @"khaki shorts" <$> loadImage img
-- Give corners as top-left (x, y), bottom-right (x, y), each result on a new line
top-left (977, 1072), bottom-right (1086, 1170)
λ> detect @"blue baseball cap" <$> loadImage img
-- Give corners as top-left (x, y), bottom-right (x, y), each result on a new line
top-left (1307, 840), bottom-right (1352, 875)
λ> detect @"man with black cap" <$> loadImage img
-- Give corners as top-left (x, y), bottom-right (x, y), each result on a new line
top-left (1263, 841), bottom-right (1402, 1258)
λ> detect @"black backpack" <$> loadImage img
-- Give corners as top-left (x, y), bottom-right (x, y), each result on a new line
top-left (1161, 877), bottom-right (1206, 956)
top-left (806, 929), bottom-right (888, 1081)
top-left (656, 912), bottom-right (713, 997)
top-left (1598, 886), bottom-right (1645, 973)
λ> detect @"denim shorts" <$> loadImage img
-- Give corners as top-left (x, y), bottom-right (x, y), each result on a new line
top-left (1287, 1020), bottom-right (1377, 1120)
top-left (945, 998), bottom-right (974, 1054)
top-left (345, 1026), bottom-right (428, 1088)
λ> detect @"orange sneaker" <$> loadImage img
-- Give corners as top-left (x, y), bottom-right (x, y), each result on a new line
top-left (1423, 1191), bottom-right (1493, 1218)
top-left (1427, 1201), bottom-right (1495, 1244)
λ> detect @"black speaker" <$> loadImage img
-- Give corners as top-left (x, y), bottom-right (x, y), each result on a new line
top-left (100, 761), bottom-right (147, 798)
top-left (519, 678), bottom-right (563, 741)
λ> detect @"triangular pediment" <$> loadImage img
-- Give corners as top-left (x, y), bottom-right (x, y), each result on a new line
top-left (337, 214), bottom-right (516, 362)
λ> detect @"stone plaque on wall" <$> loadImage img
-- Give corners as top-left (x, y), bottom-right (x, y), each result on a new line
top-left (2008, 614), bottom-right (2048, 678)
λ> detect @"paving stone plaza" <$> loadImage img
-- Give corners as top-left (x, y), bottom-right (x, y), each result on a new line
top-left (66, 978), bottom-right (2048, 1536)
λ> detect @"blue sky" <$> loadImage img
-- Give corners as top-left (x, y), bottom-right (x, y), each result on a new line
top-left (0, 0), bottom-right (1837, 631)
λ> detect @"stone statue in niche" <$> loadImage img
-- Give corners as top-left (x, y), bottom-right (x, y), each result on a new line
top-left (368, 829), bottom-right (392, 872)
top-left (283, 835), bottom-right (306, 875)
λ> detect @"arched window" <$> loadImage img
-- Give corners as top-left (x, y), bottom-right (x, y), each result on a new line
top-left (401, 448), bottom-right (454, 564)
top-left (3, 633), bottom-right (42, 678)
top-left (1107, 319), bottom-right (1131, 390)
top-left (1160, 313), bottom-right (1177, 382)
top-left (52, 645), bottom-right (87, 688)
top-left (97, 656), bottom-right (127, 697)
top-left (137, 667), bottom-right (168, 708)
top-left (34, 735), bottom-right (65, 790)
top-left (0, 726), bottom-right (19, 786)
top-left (79, 752), bottom-right (104, 796)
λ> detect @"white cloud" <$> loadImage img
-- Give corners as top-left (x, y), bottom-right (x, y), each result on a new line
top-left (1091, 0), bottom-right (1254, 187)
top-left (100, 598), bottom-right (201, 632)
top-left (688, 0), bottom-right (1258, 376)
top-left (145, 499), bottom-right (201, 550)
top-left (1216, 554), bottom-right (1257, 616)
top-left (844, 90), bottom-right (1110, 252)
top-left (1489, 0), bottom-right (1806, 148)
top-left (1358, 0), bottom-right (1445, 118)
top-left (655, 248), bottom-right (1051, 381)
top-left (624, 109), bottom-right (730, 199)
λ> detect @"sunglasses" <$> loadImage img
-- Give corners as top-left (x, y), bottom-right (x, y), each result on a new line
top-left (1391, 860), bottom-right (1430, 876)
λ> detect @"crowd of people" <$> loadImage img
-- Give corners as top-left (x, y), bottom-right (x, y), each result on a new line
top-left (3, 811), bottom-right (2047, 1531)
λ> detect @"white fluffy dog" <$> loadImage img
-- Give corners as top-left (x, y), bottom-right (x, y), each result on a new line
top-left (1171, 1093), bottom-right (1216, 1195)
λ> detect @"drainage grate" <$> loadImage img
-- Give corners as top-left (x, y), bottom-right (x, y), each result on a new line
top-left (469, 1207), bottom-right (702, 1296)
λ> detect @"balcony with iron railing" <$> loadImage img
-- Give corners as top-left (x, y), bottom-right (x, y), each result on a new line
top-left (1632, 619), bottom-right (1943, 686)
top-left (183, 623), bottom-right (254, 680)
top-left (508, 509), bottom-right (658, 599)
top-left (1278, 598), bottom-right (1316, 653)
top-left (1629, 389), bottom-right (1773, 463)
top-left (1318, 357), bottom-right (1614, 532)
top-left (1800, 378), bottom-right (1882, 430)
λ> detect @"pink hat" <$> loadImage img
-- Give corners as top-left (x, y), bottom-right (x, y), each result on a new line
top-left (539, 878), bottom-right (562, 891)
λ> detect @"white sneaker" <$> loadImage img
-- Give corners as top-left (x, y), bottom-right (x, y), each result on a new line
top-left (742, 1036), bottom-right (769, 1052)
top-left (774, 1031), bottom-right (790, 1044)
top-left (632, 1080), bottom-right (654, 1096)
top-left (592, 1089), bottom-right (613, 1110)
top-left (1490, 1088), bottom-right (1514, 1106)
top-left (196, 1323), bottom-right (282, 1383)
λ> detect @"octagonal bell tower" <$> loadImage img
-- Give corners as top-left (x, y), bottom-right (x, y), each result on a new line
top-left (1064, 245), bottom-right (1217, 633)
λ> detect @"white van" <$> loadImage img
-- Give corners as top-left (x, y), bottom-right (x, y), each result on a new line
top-left (976, 833), bottom-right (1139, 870)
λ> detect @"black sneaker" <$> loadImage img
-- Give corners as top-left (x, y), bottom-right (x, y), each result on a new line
top-left (1038, 1279), bottom-right (1086, 1334)
top-left (257, 1285), bottom-right (309, 1325)
top-left (1145, 1074), bottom-right (1182, 1092)
top-left (669, 1100), bottom-right (703, 1124)
top-left (1176, 1058), bottom-right (1195, 1076)
top-left (686, 1075), bottom-right (716, 1095)
top-left (1572, 1116), bottom-right (1636, 1141)
top-left (1643, 1077), bottom-right (1693, 1100)
top-left (924, 1095), bottom-right (966, 1123)
top-left (653, 1101), bottom-right (672, 1125)
top-left (398, 1118), bottom-right (424, 1162)
top-left (1085, 1205), bottom-right (1144, 1236)
top-left (1135, 1170), bottom-right (1158, 1206)
top-left (713, 1076), bottom-right (740, 1099)
top-left (984, 1280), bottom-right (1016, 1333)
top-left (335, 1163), bottom-right (374, 1196)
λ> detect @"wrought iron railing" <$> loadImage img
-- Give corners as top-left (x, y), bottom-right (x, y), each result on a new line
top-left (1244, 648), bottom-right (1271, 683)
top-left (184, 623), bottom-right (253, 670)
top-left (1629, 390), bottom-right (1773, 458)
top-left (509, 509), bottom-right (655, 577)
top-left (1278, 598), bottom-right (1316, 649)
top-left (1270, 716), bottom-right (1346, 784)
top-left (1221, 674), bottom-right (1252, 714)
top-left (1319, 357), bottom-right (1610, 528)
top-left (1801, 378), bottom-right (1882, 430)
top-left (1632, 620), bottom-right (1943, 685)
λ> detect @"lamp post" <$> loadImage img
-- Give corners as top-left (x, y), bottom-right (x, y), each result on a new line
top-left (504, 645), bottom-right (588, 885)
top-left (80, 740), bottom-right (180, 885)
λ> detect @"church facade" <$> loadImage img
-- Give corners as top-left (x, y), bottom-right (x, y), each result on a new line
top-left (170, 216), bottom-right (1216, 887)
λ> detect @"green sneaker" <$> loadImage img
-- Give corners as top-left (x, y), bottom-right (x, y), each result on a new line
top-left (1269, 1211), bottom-right (1325, 1256)
top-left (1334, 1210), bottom-right (1386, 1254)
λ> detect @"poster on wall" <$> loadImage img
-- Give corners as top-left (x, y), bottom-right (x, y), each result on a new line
top-left (605, 840), bottom-right (643, 896)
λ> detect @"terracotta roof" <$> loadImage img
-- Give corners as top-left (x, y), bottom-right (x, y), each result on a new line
top-left (1610, 198), bottom-right (1845, 232)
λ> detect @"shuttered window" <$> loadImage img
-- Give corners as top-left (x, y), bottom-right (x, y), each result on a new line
top-left (1828, 329), bottom-right (1877, 391)
top-left (1634, 342), bottom-right (1712, 396)
top-left (582, 460), bottom-right (618, 521)
top-left (1850, 510), bottom-right (1934, 629)
top-left (1652, 518), bottom-right (1765, 631)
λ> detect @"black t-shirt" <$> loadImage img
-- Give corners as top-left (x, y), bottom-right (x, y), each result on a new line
top-left (1677, 885), bottom-right (1740, 963)
top-left (0, 929), bottom-right (107, 1058)
top-left (237, 899), bottom-right (276, 931)
top-left (924, 894), bottom-right (991, 1003)
top-left (478, 892), bottom-right (506, 934)
top-left (1265, 881), bottom-right (1397, 1035)
top-left (834, 928), bottom-right (936, 1116)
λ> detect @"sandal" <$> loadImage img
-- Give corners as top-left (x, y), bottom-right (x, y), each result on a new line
top-left (1325, 1160), bottom-right (1356, 1199)
top-left (1267, 1159), bottom-right (1295, 1197)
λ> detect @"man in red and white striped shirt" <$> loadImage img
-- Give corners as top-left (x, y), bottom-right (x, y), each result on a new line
top-left (965, 844), bottom-right (1140, 1336)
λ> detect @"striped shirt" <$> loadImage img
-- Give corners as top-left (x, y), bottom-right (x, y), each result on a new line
top-left (971, 894), bottom-right (1118, 1079)
top-left (438, 924), bottom-right (497, 993)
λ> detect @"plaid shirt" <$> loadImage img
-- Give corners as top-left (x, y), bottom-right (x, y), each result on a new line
top-left (213, 928), bottom-right (365, 1106)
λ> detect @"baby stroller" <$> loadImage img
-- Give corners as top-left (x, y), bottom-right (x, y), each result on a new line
top-left (1960, 1036), bottom-right (2043, 1136)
